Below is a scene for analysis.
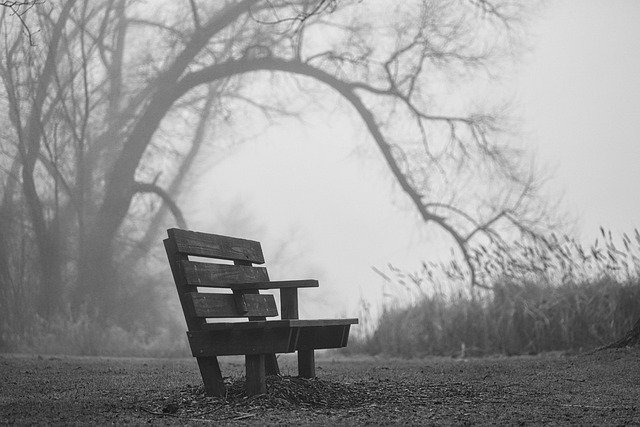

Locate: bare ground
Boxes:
[1,348,639,425]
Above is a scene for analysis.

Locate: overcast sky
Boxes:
[190,1,640,322]
[518,0,640,239]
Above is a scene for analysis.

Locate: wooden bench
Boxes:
[164,228,358,396]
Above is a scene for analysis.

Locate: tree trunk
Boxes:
[135,85,217,257]
[79,2,260,313]
[78,224,117,319]
[13,0,76,320]
[36,236,63,319]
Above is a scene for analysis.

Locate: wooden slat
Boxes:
[186,292,278,318]
[289,318,358,327]
[181,261,269,286]
[188,328,297,356]
[189,322,354,353]
[201,320,291,331]
[199,318,357,331]
[294,325,353,350]
[168,228,265,264]
[227,280,319,291]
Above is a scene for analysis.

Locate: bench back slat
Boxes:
[181,261,269,287]
[186,292,278,318]
[165,229,280,323]
[168,228,265,264]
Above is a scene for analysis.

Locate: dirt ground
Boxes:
[1,348,639,425]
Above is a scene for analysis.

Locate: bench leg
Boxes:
[298,349,315,378]
[197,357,226,397]
[265,354,280,376]
[245,354,266,395]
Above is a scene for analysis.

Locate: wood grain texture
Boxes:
[232,258,280,376]
[226,280,319,290]
[196,357,226,397]
[167,228,264,264]
[245,354,266,395]
[186,292,278,318]
[294,324,354,350]
[232,291,249,314]
[187,328,297,356]
[200,320,292,330]
[265,352,280,377]
[280,288,299,320]
[165,236,226,396]
[166,228,359,396]
[198,319,357,330]
[181,261,269,286]
[298,350,315,378]
[289,318,358,327]
[164,238,206,330]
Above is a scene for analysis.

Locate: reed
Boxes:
[351,229,640,357]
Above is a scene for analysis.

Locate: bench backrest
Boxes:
[164,228,278,331]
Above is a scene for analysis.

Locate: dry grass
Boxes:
[351,278,640,357]
[4,229,639,358]
[352,229,640,357]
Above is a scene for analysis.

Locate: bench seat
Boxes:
[199,318,359,331]
[190,318,358,356]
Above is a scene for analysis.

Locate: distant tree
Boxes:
[0,0,548,335]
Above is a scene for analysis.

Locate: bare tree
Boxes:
[0,0,549,337]
[0,0,43,45]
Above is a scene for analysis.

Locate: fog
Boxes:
[191,1,640,318]
[1,0,638,355]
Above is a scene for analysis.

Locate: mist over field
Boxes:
[0,0,639,357]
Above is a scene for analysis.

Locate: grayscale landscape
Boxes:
[1,0,639,424]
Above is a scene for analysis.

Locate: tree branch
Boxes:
[1,0,44,46]
[132,181,187,229]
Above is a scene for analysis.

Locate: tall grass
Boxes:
[5,312,189,357]
[352,229,640,357]
[0,265,191,357]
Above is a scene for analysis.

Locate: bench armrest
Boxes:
[228,279,319,291]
